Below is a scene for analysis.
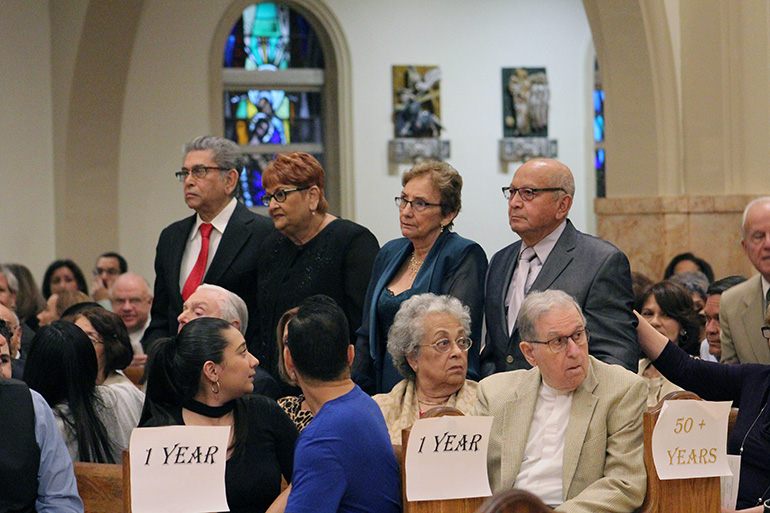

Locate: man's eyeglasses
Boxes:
[527,328,590,354]
[502,187,566,202]
[111,297,149,307]
[175,166,227,182]
[94,267,120,276]
[395,196,444,212]
[762,326,770,340]
[261,186,309,206]
[420,337,473,353]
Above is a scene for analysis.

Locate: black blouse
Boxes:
[142,395,297,513]
[255,218,379,378]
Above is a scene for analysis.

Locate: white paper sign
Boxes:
[720,455,741,509]
[130,426,231,513]
[405,416,493,501]
[651,400,733,480]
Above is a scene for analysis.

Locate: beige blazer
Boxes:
[472,356,646,513]
[720,274,770,364]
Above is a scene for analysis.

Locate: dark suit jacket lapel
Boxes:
[530,220,576,292]
[498,241,522,338]
[169,215,196,296]
[204,202,251,284]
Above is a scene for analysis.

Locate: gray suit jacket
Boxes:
[481,220,637,375]
[472,356,646,513]
[719,274,770,364]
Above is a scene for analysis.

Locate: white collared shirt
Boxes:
[178,197,238,292]
[514,379,573,507]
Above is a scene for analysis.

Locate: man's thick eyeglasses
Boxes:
[262,186,310,206]
[528,328,590,354]
[395,196,444,212]
[94,267,120,276]
[175,166,227,182]
[762,326,770,340]
[502,187,566,202]
[420,337,473,353]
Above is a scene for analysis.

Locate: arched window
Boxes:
[593,58,605,198]
[222,2,328,208]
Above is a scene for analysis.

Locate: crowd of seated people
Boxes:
[6,141,770,513]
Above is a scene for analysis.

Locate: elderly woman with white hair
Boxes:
[373,293,478,443]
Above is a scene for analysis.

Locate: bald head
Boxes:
[0,303,21,358]
[507,159,574,246]
[110,273,152,332]
[177,284,248,335]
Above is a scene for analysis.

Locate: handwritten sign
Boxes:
[651,400,732,480]
[405,416,493,501]
[130,426,230,513]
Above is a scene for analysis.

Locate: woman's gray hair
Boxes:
[517,289,585,342]
[196,284,248,335]
[0,266,18,294]
[387,293,471,379]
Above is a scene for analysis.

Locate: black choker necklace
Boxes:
[183,398,236,418]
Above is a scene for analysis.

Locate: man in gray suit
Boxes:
[474,290,646,512]
[480,158,637,376]
[719,197,770,364]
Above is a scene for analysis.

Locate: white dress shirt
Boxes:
[178,197,238,292]
[514,380,573,507]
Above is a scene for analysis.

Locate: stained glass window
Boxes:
[594,59,605,198]
[223,3,325,207]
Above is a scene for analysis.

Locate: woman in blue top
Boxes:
[352,160,487,394]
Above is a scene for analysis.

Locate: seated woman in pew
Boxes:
[275,307,314,432]
[636,280,704,407]
[637,309,770,512]
[141,317,297,513]
[23,321,141,463]
[373,293,478,444]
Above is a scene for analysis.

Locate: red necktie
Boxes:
[182,223,213,301]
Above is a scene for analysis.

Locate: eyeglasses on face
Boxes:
[528,328,590,354]
[420,336,473,353]
[94,267,120,276]
[175,166,227,182]
[501,187,566,202]
[111,297,148,307]
[395,196,444,212]
[261,186,309,206]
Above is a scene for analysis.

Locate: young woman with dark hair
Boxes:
[141,317,297,513]
[23,321,141,462]
[635,280,705,407]
[41,259,88,299]
[73,307,134,385]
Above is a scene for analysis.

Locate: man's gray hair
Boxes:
[387,293,471,380]
[0,265,19,294]
[183,136,242,198]
[197,284,248,335]
[741,197,770,239]
[518,289,585,342]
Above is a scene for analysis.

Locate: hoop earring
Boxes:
[211,380,220,395]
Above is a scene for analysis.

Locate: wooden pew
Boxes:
[398,407,487,513]
[638,391,722,513]
[73,458,130,513]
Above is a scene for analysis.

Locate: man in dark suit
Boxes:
[143,135,273,355]
[480,158,637,376]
